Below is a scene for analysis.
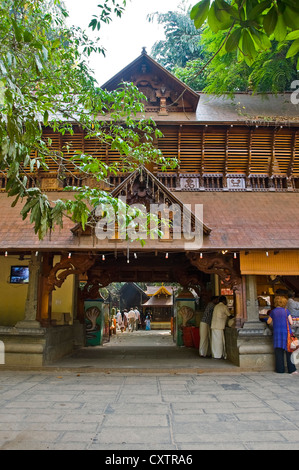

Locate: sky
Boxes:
[63,0,193,85]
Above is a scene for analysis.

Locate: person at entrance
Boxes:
[267,295,298,375]
[145,315,151,331]
[134,306,141,330]
[287,292,299,318]
[128,307,136,332]
[199,296,218,357]
[117,310,127,333]
[211,295,231,359]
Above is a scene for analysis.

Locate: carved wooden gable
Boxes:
[72,166,211,238]
[102,49,199,115]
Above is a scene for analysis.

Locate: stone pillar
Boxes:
[236,275,274,369]
[15,252,42,329]
[242,275,266,332]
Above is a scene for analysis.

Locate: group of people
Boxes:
[116,307,140,332]
[199,290,299,375]
[199,295,233,360]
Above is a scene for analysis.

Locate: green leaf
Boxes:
[286,38,299,58]
[250,28,272,50]
[43,110,49,126]
[225,28,242,52]
[283,6,299,30]
[23,30,33,43]
[263,6,278,36]
[286,30,299,40]
[190,0,210,29]
[241,30,257,65]
[274,14,287,42]
[213,0,234,29]
[11,18,23,43]
[247,0,272,20]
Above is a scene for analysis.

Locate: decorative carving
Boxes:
[46,253,96,294]
[187,252,242,292]
[227,177,246,190]
[178,305,194,326]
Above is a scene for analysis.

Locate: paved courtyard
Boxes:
[1,331,299,450]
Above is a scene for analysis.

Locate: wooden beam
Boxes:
[269,128,277,177]
[288,130,298,178]
[178,125,182,174]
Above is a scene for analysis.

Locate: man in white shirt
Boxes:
[127,308,136,332]
[211,295,232,359]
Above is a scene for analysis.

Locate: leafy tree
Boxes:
[190,0,299,67]
[151,1,298,94]
[148,1,204,70]
[0,0,175,239]
[175,26,297,93]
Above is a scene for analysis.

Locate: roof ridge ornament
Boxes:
[142,47,147,55]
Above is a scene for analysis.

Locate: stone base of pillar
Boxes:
[0,325,77,367]
[15,320,42,329]
[225,324,275,370]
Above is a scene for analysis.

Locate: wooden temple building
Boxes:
[1,49,299,368]
[142,285,174,330]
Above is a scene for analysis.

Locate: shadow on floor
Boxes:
[49,330,239,373]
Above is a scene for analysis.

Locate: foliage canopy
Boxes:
[0,0,175,239]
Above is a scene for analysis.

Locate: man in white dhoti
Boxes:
[199,296,218,357]
[211,295,231,359]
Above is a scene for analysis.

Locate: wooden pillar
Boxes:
[37,253,54,327]
[233,276,245,329]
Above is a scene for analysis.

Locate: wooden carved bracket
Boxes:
[46,253,96,294]
[187,252,242,292]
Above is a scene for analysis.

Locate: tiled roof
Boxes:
[178,191,299,250]
[0,191,299,251]
[138,93,299,125]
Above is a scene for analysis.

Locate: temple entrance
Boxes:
[43,248,242,369]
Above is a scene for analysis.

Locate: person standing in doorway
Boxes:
[267,295,298,375]
[134,307,141,330]
[211,295,231,359]
[199,296,218,357]
[117,310,127,333]
[145,315,151,331]
[128,307,136,332]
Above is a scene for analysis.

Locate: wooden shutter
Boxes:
[250,128,272,174]
[203,127,226,173]
[273,129,293,175]
[158,126,178,164]
[84,136,106,162]
[227,127,249,174]
[179,126,202,172]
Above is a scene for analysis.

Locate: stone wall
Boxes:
[0,323,85,367]
[225,327,275,370]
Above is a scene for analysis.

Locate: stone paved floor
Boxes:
[1,369,299,450]
[1,330,299,450]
